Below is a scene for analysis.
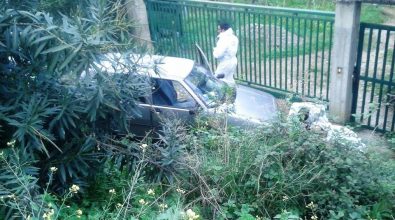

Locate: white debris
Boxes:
[288,102,366,149]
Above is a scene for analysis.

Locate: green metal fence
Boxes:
[352,22,395,132]
[145,0,335,100]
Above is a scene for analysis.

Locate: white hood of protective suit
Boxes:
[213,28,239,86]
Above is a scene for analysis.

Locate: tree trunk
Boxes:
[126,0,153,50]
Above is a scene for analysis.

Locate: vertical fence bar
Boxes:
[291,16,295,89]
[320,22,327,98]
[351,23,365,122]
[207,7,215,71]
[253,12,257,84]
[367,29,382,127]
[263,14,267,85]
[375,30,390,130]
[238,11,244,80]
[383,39,395,131]
[308,19,313,97]
[258,13,262,85]
[269,15,272,86]
[302,19,307,95]
[314,20,319,97]
[195,6,202,50]
[302,18,307,95]
[174,3,182,57]
[326,21,333,101]
[279,16,283,89]
[243,10,248,82]
[296,17,301,93]
[274,16,277,88]
[360,28,374,123]
[248,10,253,83]
[177,2,185,58]
[285,17,289,91]
[199,6,208,58]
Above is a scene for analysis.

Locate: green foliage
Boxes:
[0,0,150,212]
[185,117,395,219]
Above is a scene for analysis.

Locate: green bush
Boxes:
[185,116,395,219]
[0,0,155,217]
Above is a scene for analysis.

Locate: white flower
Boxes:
[6,140,16,147]
[42,209,54,220]
[50,167,58,172]
[109,189,116,194]
[159,203,168,211]
[306,201,316,209]
[147,188,155,195]
[186,209,200,220]
[140,143,148,151]
[176,188,186,194]
[138,199,148,205]
[76,209,83,215]
[69,184,80,193]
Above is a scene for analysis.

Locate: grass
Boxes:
[227,0,387,24]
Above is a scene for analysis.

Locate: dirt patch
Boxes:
[356,128,395,158]
[382,6,395,26]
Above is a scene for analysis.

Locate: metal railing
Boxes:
[352,22,395,132]
[146,0,334,100]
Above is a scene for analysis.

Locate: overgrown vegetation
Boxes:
[2,112,394,219]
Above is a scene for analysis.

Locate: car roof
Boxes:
[98,53,195,81]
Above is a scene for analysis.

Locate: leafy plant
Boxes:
[0,0,151,211]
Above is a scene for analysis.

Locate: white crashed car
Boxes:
[88,51,277,136]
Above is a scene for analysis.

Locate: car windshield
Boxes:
[185,65,226,108]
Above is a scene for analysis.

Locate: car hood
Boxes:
[228,85,277,124]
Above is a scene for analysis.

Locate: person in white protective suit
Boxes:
[213,22,239,87]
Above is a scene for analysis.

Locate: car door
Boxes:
[128,82,155,138]
[150,78,199,130]
[195,43,214,75]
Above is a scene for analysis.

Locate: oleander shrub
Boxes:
[0,0,156,217]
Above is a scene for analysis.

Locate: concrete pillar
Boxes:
[126,0,153,50]
[329,1,361,124]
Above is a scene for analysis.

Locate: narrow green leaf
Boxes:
[12,22,18,51]
[34,42,47,58]
[47,52,60,72]
[31,35,55,45]
[59,43,82,70]
[41,44,73,54]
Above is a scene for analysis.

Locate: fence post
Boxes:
[329,1,361,124]
[127,0,153,49]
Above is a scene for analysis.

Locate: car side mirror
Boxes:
[189,102,201,115]
[189,109,196,115]
[216,73,225,79]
